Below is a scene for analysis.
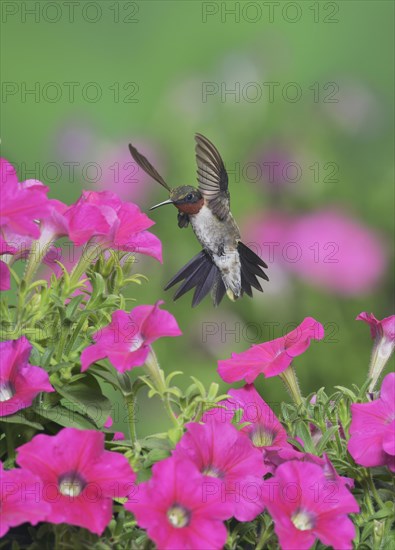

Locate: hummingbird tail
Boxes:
[164,250,225,307]
[164,242,268,307]
[238,241,269,297]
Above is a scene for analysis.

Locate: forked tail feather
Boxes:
[164,242,268,307]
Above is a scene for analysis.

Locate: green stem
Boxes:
[69,243,96,287]
[366,469,385,508]
[144,350,179,427]
[144,349,167,393]
[56,328,68,362]
[361,477,376,515]
[255,517,272,550]
[64,315,87,355]
[279,364,304,407]
[5,424,15,462]
[125,392,137,442]
[23,239,48,285]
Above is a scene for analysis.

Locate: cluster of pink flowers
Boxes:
[1,428,136,537]
[125,377,360,550]
[0,158,162,290]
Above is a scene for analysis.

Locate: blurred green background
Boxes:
[2,0,394,436]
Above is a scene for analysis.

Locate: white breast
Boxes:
[190,205,241,297]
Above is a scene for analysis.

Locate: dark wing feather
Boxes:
[192,263,217,307]
[195,133,230,220]
[238,241,268,269]
[165,250,222,307]
[128,143,170,191]
[240,268,253,297]
[238,241,269,298]
[164,251,207,290]
[213,274,227,306]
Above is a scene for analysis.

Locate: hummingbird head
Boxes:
[150,186,204,215]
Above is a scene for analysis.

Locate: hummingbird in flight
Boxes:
[128,134,268,307]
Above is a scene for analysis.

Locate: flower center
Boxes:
[129,333,144,352]
[251,425,275,447]
[167,504,191,528]
[291,509,315,531]
[0,381,15,402]
[58,472,86,497]
[202,464,224,478]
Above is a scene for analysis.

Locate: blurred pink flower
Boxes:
[0,158,51,239]
[81,301,182,373]
[94,141,160,204]
[356,312,395,391]
[174,414,267,521]
[0,462,51,537]
[16,428,136,535]
[290,210,386,294]
[249,142,301,192]
[64,190,162,262]
[0,338,54,417]
[263,460,359,550]
[245,209,386,295]
[218,317,324,384]
[348,372,395,472]
[126,456,233,550]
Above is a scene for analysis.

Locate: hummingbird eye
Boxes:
[186,193,193,201]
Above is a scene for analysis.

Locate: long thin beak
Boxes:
[149,199,174,210]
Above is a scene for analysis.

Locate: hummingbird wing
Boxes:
[128,143,171,192]
[195,133,230,220]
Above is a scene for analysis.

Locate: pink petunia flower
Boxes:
[204,385,291,474]
[63,190,162,262]
[0,237,17,291]
[16,428,136,535]
[218,317,324,384]
[0,461,51,537]
[81,301,182,373]
[263,444,355,489]
[0,338,54,417]
[357,312,395,392]
[0,158,51,239]
[263,460,359,550]
[348,372,395,472]
[126,456,233,550]
[174,415,267,521]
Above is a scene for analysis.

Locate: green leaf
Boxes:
[165,371,183,386]
[334,386,357,401]
[142,448,170,468]
[89,363,122,390]
[33,403,98,430]
[65,295,85,320]
[0,411,44,430]
[55,373,112,427]
[140,436,172,451]
[190,376,206,396]
[315,425,339,454]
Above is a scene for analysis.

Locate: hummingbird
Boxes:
[128,133,268,307]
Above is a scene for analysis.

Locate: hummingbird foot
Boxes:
[226,289,239,302]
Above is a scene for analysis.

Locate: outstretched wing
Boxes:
[128,143,171,191]
[195,133,230,220]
